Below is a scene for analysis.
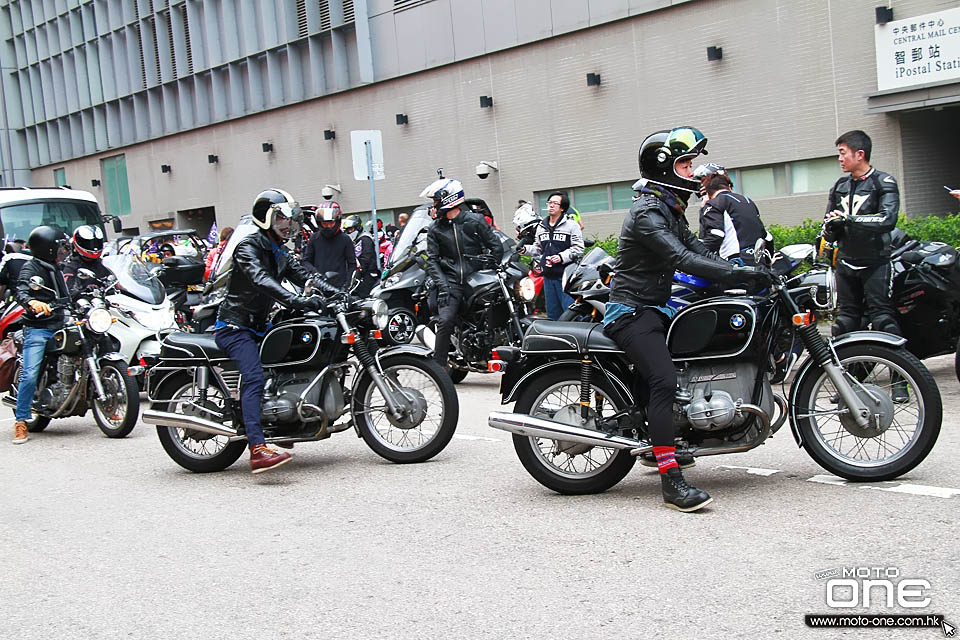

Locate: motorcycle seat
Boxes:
[161,332,227,360]
[522,320,623,355]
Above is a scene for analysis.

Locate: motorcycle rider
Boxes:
[422,178,504,372]
[213,188,342,473]
[603,127,772,512]
[694,165,773,265]
[62,225,112,296]
[520,191,584,320]
[343,215,379,297]
[11,226,72,444]
[0,239,31,301]
[303,202,356,289]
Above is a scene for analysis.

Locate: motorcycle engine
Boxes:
[675,362,773,431]
[37,356,76,411]
[260,371,345,425]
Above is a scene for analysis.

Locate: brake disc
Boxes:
[838,383,895,438]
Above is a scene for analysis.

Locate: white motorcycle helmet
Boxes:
[420,178,465,216]
[513,203,539,232]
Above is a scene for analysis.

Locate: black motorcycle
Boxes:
[2,270,140,437]
[487,242,941,494]
[144,289,459,472]
[419,248,535,384]
[557,246,615,322]
[889,238,960,383]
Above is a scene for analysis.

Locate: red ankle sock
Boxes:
[653,446,678,474]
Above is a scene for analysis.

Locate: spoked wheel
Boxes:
[794,344,941,481]
[155,373,246,473]
[9,363,52,432]
[512,369,635,495]
[353,355,459,463]
[91,363,140,438]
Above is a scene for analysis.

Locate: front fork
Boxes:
[498,272,525,341]
[79,331,107,402]
[337,312,406,420]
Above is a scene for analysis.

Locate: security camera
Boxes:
[321,184,341,200]
[475,161,498,180]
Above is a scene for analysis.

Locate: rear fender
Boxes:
[501,357,633,407]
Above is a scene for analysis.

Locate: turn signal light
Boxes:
[341,333,358,344]
[792,312,813,326]
[372,330,383,340]
[488,360,505,372]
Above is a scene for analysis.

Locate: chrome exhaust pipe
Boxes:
[142,408,238,437]
[686,403,772,457]
[1,395,16,408]
[488,410,646,451]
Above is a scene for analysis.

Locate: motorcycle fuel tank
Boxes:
[666,299,757,361]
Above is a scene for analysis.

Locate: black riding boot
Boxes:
[661,467,712,512]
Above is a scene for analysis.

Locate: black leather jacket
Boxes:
[62,254,112,297]
[824,168,900,266]
[426,210,504,289]
[216,230,340,333]
[15,258,70,330]
[608,194,746,308]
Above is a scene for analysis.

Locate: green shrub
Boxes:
[589,213,960,258]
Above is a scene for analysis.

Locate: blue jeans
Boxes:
[15,327,55,421]
[214,327,266,446]
[543,277,574,321]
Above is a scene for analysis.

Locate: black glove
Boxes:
[732,265,776,288]
[293,295,325,312]
[823,215,846,241]
[437,288,450,308]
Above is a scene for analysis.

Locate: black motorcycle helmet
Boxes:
[638,126,709,194]
[72,224,105,260]
[28,225,67,264]
[251,188,302,242]
[316,201,342,238]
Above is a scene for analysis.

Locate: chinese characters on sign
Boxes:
[875,8,960,92]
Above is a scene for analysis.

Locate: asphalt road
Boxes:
[2,355,957,639]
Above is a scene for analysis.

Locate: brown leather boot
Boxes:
[249,444,292,474]
[12,421,28,445]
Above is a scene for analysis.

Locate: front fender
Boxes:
[787,330,908,447]
[375,343,434,362]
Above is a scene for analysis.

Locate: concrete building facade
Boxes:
[1,0,958,239]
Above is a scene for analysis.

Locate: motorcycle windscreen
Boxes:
[388,207,433,268]
[667,300,756,360]
[102,253,166,305]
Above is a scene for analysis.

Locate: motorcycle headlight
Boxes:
[86,308,113,334]
[822,267,838,311]
[360,298,389,330]
[518,277,537,302]
[132,305,177,331]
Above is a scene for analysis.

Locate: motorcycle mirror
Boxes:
[28,276,45,291]
[112,218,123,233]
[78,268,96,281]
[779,244,815,262]
[324,271,339,282]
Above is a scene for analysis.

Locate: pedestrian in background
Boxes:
[520,191,583,320]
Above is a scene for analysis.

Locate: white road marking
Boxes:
[454,434,501,442]
[719,465,781,477]
[807,474,960,498]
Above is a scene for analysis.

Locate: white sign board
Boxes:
[350,130,385,181]
[875,7,960,92]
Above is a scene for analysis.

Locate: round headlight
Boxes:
[824,267,838,311]
[519,277,537,302]
[372,298,389,330]
[86,308,113,334]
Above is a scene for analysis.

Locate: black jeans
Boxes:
[214,326,266,446]
[603,309,677,447]
[833,261,901,337]
[429,282,465,367]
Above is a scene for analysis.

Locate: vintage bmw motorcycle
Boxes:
[2,271,141,437]
[488,243,941,494]
[144,289,459,472]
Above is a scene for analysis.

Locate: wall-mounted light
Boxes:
[396,113,408,125]
[90,179,100,187]
[323,129,336,140]
[875,6,894,25]
[707,46,723,61]
[586,73,601,86]
[262,142,273,153]
[479,95,494,108]
[321,184,341,200]
[160,164,171,174]
[207,154,219,164]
